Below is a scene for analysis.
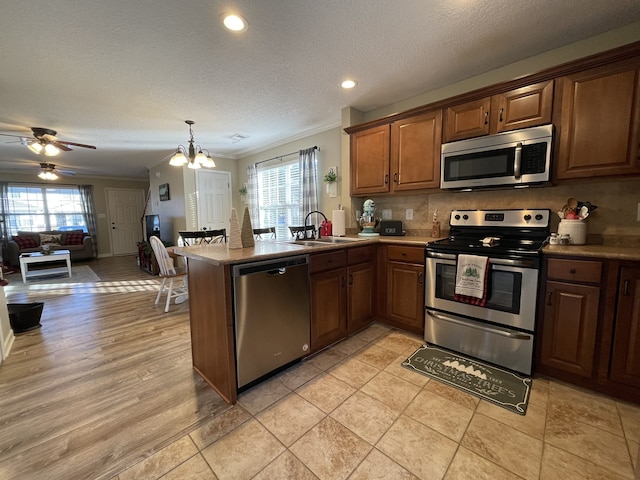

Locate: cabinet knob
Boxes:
[570,268,576,274]
[499,108,504,122]
[484,111,489,125]
[418,272,423,285]
[384,174,389,184]
[393,172,398,183]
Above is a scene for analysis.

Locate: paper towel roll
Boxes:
[332,209,346,237]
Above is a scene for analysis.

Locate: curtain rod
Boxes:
[255,145,318,166]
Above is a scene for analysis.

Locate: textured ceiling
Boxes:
[1,0,640,179]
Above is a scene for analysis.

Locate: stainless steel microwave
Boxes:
[440,124,553,190]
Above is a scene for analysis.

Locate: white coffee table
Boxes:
[19,250,72,283]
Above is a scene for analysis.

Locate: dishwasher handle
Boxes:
[233,255,309,276]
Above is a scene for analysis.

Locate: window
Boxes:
[257,160,301,239]
[6,185,87,236]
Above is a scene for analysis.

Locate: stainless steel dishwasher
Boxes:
[232,255,310,390]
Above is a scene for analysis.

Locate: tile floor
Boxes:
[113,323,640,480]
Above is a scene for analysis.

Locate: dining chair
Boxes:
[253,227,276,240]
[288,225,315,240]
[149,236,188,312]
[179,229,226,245]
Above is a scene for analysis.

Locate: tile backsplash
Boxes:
[350,178,640,244]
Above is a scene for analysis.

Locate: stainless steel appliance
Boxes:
[425,209,550,374]
[440,124,553,190]
[233,255,310,390]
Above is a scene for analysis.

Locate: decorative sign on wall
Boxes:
[159,183,170,201]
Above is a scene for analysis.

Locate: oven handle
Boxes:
[426,251,537,268]
[426,309,532,340]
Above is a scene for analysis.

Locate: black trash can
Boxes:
[8,303,44,334]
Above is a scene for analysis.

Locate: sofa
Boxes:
[6,230,95,267]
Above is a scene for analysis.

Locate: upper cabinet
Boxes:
[553,59,640,180]
[350,110,442,196]
[443,80,554,143]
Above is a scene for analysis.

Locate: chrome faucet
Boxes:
[304,210,328,239]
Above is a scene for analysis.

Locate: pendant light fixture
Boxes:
[169,120,216,169]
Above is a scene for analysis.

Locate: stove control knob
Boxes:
[524,214,532,221]
[454,214,461,220]
[535,214,543,221]
[462,214,469,220]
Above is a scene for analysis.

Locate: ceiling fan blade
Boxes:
[53,142,73,152]
[55,140,97,150]
[0,133,26,139]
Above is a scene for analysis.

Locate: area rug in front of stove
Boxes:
[402,344,531,415]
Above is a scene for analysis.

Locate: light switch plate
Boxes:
[637,202,640,221]
[406,209,413,220]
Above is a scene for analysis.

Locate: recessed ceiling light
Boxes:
[223,14,247,32]
[341,79,358,89]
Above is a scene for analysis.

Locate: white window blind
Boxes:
[257,160,301,239]
[6,185,87,236]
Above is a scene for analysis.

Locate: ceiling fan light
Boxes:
[28,142,43,154]
[43,144,60,156]
[187,159,201,170]
[38,170,58,181]
[169,150,187,166]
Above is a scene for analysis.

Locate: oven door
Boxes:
[424,309,534,375]
[425,253,539,332]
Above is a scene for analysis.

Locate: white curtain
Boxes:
[299,147,319,224]
[246,163,260,227]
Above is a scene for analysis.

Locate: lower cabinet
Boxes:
[379,245,425,335]
[537,256,640,402]
[310,246,375,353]
[609,267,640,388]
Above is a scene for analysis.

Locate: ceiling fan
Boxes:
[38,162,76,180]
[0,127,96,156]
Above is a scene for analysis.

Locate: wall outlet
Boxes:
[382,209,392,220]
[406,208,413,220]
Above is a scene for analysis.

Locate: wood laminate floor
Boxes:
[1,256,232,480]
[1,256,639,479]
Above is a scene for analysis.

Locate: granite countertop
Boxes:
[543,244,640,261]
[173,235,640,265]
[172,234,443,266]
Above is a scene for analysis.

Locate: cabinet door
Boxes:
[310,268,347,353]
[386,261,425,334]
[391,110,442,191]
[491,80,553,133]
[444,98,491,142]
[555,60,640,180]
[348,262,374,334]
[609,267,640,388]
[350,124,390,195]
[540,281,600,377]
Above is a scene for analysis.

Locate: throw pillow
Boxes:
[39,233,62,246]
[65,232,85,245]
[12,235,38,249]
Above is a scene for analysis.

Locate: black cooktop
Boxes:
[427,209,551,259]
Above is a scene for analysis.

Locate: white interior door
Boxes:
[107,188,145,255]
[196,170,231,231]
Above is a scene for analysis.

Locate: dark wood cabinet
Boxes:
[379,245,425,335]
[539,257,602,377]
[309,246,375,352]
[537,255,640,403]
[609,267,640,388]
[350,125,390,195]
[554,59,640,180]
[444,80,553,142]
[310,250,348,353]
[390,110,442,192]
[540,280,600,377]
[350,110,442,196]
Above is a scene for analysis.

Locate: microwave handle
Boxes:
[514,142,522,179]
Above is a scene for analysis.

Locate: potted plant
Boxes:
[324,170,337,184]
[324,170,338,197]
[239,184,248,204]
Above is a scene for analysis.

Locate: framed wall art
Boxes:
[159,183,170,201]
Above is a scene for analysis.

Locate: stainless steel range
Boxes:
[425,209,550,375]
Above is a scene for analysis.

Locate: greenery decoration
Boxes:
[324,170,337,183]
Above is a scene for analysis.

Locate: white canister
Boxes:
[557,219,587,245]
